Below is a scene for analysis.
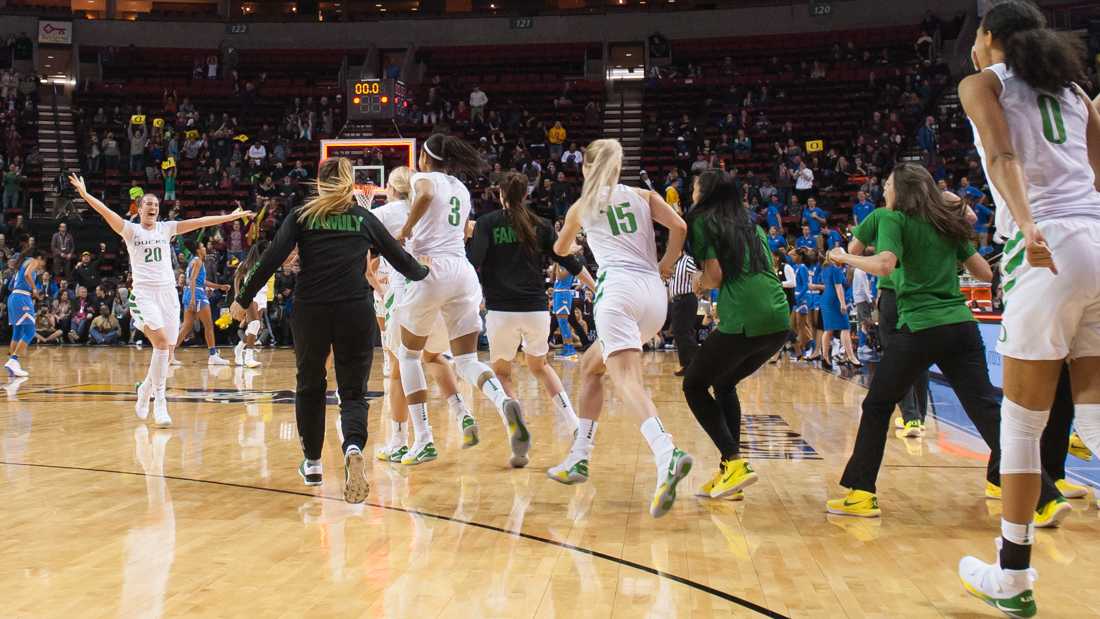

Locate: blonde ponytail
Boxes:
[387,166,412,200]
[574,139,622,220]
[297,157,356,224]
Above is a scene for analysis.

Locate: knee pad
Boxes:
[397,345,427,396]
[1000,399,1049,474]
[1073,404,1100,454]
[245,320,262,337]
[453,352,490,387]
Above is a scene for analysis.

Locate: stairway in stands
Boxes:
[36,86,80,218]
[602,83,644,184]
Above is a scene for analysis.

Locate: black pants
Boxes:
[669,293,699,368]
[1041,364,1074,480]
[877,289,929,422]
[290,298,374,460]
[841,321,1061,506]
[683,329,787,461]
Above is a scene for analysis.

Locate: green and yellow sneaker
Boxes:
[400,442,438,466]
[461,414,480,449]
[650,448,693,518]
[547,458,589,485]
[959,552,1037,618]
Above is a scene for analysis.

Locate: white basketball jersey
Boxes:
[372,199,411,281]
[580,184,659,275]
[971,64,1100,241]
[124,220,178,289]
[408,172,470,259]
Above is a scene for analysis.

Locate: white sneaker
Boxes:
[169,357,183,366]
[4,358,28,377]
[135,381,152,420]
[234,341,245,366]
[208,353,230,366]
[153,398,172,428]
[959,541,1037,618]
[4,376,28,399]
[244,349,262,368]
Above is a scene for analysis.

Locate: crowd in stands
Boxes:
[1,61,39,218]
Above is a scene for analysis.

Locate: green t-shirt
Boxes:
[852,207,895,290]
[164,175,176,192]
[3,172,21,193]
[876,211,976,332]
[692,219,789,337]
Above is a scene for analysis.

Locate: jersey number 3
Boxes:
[1037,95,1067,145]
[143,247,163,263]
[606,202,638,236]
[448,197,461,226]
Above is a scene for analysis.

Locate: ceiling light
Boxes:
[380,7,386,11]
[375,3,382,6]
[47,55,54,59]
[625,53,632,57]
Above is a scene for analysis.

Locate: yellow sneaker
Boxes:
[826,489,881,518]
[1055,479,1088,499]
[1068,432,1093,461]
[902,420,923,438]
[894,416,905,430]
[709,458,758,499]
[696,468,722,497]
[1034,497,1072,528]
[985,482,1002,500]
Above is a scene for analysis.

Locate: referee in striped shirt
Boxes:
[668,252,700,376]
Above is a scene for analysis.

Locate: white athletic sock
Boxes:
[553,391,580,426]
[148,349,170,400]
[408,402,433,445]
[447,393,469,420]
[570,418,598,460]
[390,420,408,447]
[1001,518,1034,547]
[640,416,675,471]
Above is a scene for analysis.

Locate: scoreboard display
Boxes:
[346,78,410,121]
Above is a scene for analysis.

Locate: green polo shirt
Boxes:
[876,211,976,332]
[851,207,895,290]
[692,219,789,337]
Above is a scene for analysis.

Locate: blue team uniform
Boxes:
[182,259,210,309]
[820,264,848,331]
[794,263,810,315]
[552,274,575,316]
[808,264,823,312]
[8,259,40,343]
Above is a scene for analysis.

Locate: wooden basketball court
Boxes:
[2,347,1098,618]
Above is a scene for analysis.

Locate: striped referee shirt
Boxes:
[668,253,697,297]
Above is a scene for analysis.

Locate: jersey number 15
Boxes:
[606,202,637,236]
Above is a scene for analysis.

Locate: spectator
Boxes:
[2,164,24,211]
[795,224,816,250]
[852,190,876,224]
[794,160,815,203]
[68,286,95,343]
[50,222,75,278]
[639,170,657,192]
[765,195,783,231]
[548,121,567,160]
[469,85,488,123]
[101,132,121,170]
[561,142,583,169]
[916,115,937,155]
[89,303,121,345]
[33,306,63,345]
[163,165,177,202]
[802,197,828,238]
[73,251,99,292]
[247,141,267,169]
[128,122,147,173]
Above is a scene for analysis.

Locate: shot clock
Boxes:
[346,78,410,121]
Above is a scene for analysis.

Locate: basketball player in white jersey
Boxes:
[367,167,476,463]
[70,174,254,428]
[394,134,529,468]
[957,3,1100,616]
[545,139,694,518]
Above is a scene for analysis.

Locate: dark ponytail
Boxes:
[234,240,269,297]
[982,0,1086,93]
[424,133,488,177]
[498,171,540,257]
[685,169,768,283]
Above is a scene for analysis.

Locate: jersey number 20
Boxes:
[1037,95,1067,145]
[606,202,638,236]
[143,247,163,263]
[448,197,461,226]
